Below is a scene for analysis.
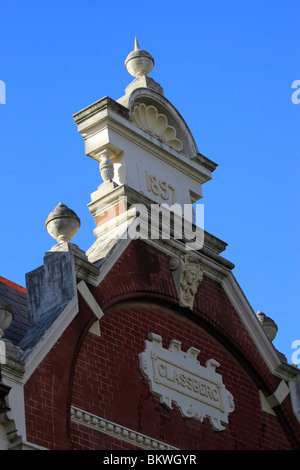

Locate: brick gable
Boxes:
[23,239,300,449]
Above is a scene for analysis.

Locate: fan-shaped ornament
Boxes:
[132,103,183,152]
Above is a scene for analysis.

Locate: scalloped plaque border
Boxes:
[139,333,235,431]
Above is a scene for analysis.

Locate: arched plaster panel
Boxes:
[126,88,199,159]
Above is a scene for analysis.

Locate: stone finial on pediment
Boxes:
[45,202,81,245]
[169,254,203,309]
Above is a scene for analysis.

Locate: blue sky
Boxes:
[0,1,299,363]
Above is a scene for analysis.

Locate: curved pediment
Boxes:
[124,87,199,158]
[132,102,183,152]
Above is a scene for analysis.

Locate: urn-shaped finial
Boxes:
[45,202,81,244]
[125,38,154,78]
[256,311,278,342]
[0,298,13,339]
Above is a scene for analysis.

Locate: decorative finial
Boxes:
[0,298,13,339]
[45,202,81,244]
[125,38,154,78]
[134,37,140,50]
[256,311,278,342]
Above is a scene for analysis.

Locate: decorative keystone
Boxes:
[169,254,203,309]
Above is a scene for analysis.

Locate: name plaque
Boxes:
[139,333,235,431]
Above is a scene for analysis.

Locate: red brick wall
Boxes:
[70,301,293,450]
[24,299,94,450]
[23,240,300,450]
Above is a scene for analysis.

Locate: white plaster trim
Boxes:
[88,320,101,337]
[23,296,79,384]
[222,274,300,382]
[22,235,133,381]
[289,374,300,424]
[71,406,178,450]
[77,281,104,320]
[92,210,135,243]
[148,241,297,383]
[8,439,48,450]
[85,232,296,385]
[144,236,232,284]
[132,103,183,152]
[266,380,290,408]
[259,381,290,416]
[123,87,199,158]
[109,115,211,183]
[222,273,281,375]
[259,390,276,416]
[87,234,133,285]
[76,107,212,185]
[0,374,26,447]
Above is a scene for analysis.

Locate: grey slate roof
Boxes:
[0,277,30,346]
[19,301,68,354]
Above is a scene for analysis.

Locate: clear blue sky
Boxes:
[0,1,299,363]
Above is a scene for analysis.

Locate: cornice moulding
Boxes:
[89,114,212,177]
[73,96,129,126]
[71,406,178,450]
[222,274,286,377]
[74,98,215,188]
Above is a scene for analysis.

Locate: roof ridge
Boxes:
[0,276,26,294]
